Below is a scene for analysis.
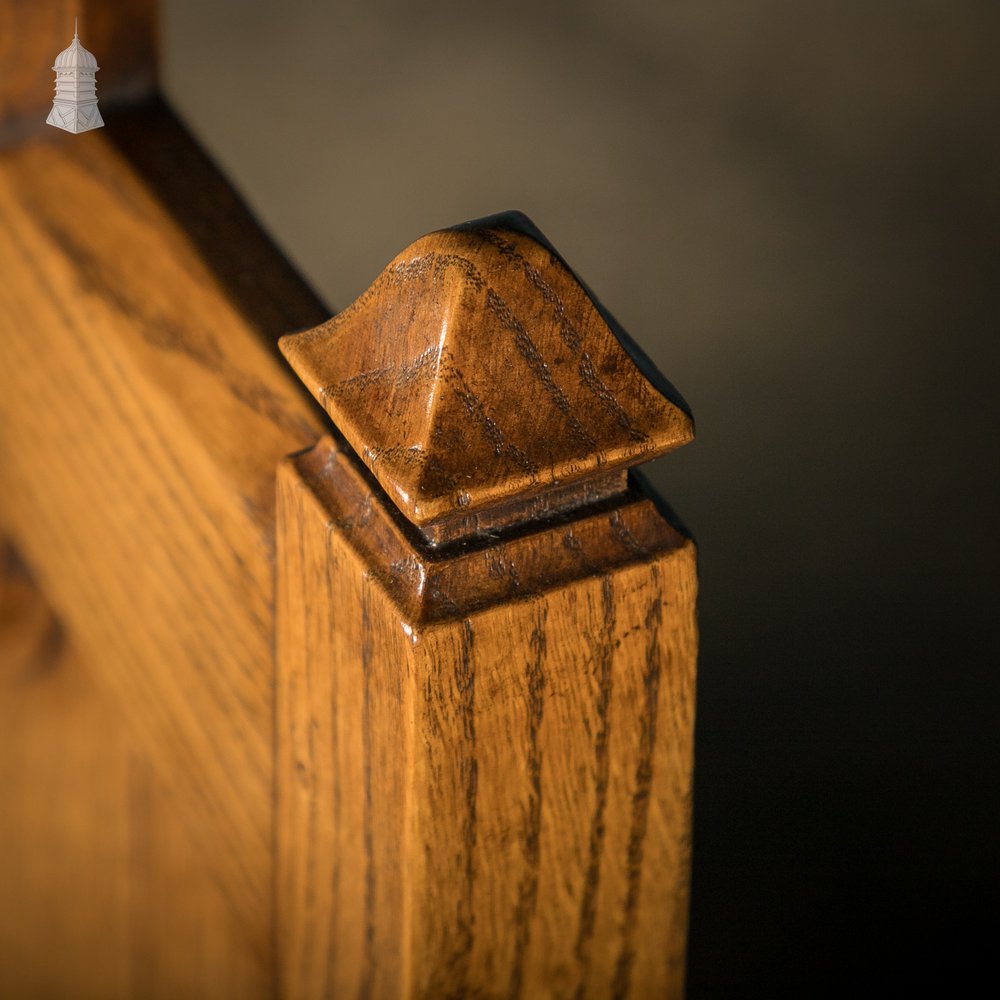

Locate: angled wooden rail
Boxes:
[1,6,323,992]
[0,6,697,997]
[0,97,323,993]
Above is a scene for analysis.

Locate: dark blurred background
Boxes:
[163,1,1000,994]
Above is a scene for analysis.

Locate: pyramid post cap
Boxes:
[280,212,693,537]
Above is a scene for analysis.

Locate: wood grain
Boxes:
[0,543,269,999]
[0,0,158,142]
[1,26,698,991]
[280,211,693,535]
[278,215,697,997]
[0,102,323,983]
[277,436,697,998]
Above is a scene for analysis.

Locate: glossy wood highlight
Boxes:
[277,213,697,998]
[280,212,693,534]
[277,436,697,998]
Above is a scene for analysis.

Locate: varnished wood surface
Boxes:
[0,27,698,992]
[0,0,158,141]
[0,544,269,999]
[280,212,693,533]
[0,103,322,972]
[277,210,698,996]
[277,437,697,998]
[283,436,689,625]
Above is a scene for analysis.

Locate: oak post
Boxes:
[276,213,698,998]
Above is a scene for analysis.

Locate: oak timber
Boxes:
[0,543,269,999]
[277,215,697,997]
[0,101,323,977]
[280,212,693,536]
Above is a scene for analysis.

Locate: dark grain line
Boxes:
[573,577,616,996]
[447,621,478,990]
[508,608,548,999]
[359,587,376,1000]
[322,251,484,335]
[609,510,648,557]
[448,363,538,476]
[29,209,318,444]
[612,577,663,999]
[481,230,654,445]
[31,256,275,841]
[479,229,583,352]
[85,323,274,703]
[327,246,584,462]
[578,352,649,444]
[320,363,395,399]
[321,343,441,401]
[561,527,599,576]
[431,252,487,292]
[485,288,597,451]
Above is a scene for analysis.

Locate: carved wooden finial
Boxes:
[279,211,693,542]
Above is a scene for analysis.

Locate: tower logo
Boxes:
[46,18,104,134]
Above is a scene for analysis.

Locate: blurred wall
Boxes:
[163,2,1000,994]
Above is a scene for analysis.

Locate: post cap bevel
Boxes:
[279,211,693,532]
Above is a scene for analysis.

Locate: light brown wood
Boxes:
[277,216,697,998]
[0,100,323,988]
[0,543,270,999]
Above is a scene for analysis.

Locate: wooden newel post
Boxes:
[275,212,697,999]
